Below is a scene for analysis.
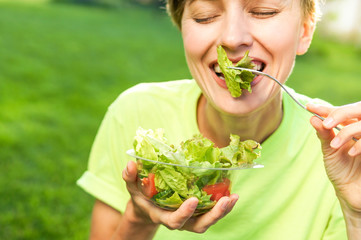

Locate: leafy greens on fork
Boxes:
[217,45,256,98]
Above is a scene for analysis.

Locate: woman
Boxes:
[77,0,361,239]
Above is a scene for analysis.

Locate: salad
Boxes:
[131,128,262,214]
[217,45,256,98]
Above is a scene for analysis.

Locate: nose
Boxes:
[220,9,253,52]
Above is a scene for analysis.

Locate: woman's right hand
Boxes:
[121,160,239,234]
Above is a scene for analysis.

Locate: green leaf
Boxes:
[133,128,262,210]
[217,45,255,97]
[220,136,261,166]
[158,166,189,197]
[133,127,165,161]
[156,192,184,208]
[154,172,169,192]
[181,134,214,163]
[152,189,173,201]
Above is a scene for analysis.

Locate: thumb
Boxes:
[309,114,338,158]
[122,161,139,195]
[309,116,334,144]
[307,103,337,155]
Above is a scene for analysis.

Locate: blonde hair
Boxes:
[166,0,323,29]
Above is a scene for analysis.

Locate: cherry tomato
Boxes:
[141,173,158,198]
[202,178,231,201]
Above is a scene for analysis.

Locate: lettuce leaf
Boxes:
[217,45,255,97]
[133,127,168,161]
[181,134,215,163]
[156,192,184,208]
[220,134,261,166]
[158,166,189,198]
[132,127,262,210]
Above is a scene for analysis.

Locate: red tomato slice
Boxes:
[202,178,231,201]
[141,173,158,198]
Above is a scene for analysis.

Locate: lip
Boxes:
[210,67,264,91]
[209,58,266,91]
[250,74,263,87]
[211,67,228,89]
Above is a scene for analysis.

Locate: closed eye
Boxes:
[250,10,279,18]
[194,16,219,24]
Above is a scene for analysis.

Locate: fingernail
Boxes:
[221,200,230,210]
[330,137,341,148]
[229,199,237,207]
[125,162,130,176]
[348,147,357,156]
[323,117,334,128]
[231,195,239,205]
[308,103,318,108]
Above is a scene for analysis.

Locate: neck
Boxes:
[197,92,283,147]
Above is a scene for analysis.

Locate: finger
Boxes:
[320,102,361,129]
[160,197,198,230]
[348,138,361,157]
[122,161,139,194]
[183,196,231,233]
[328,121,361,150]
[307,103,334,118]
[307,103,358,127]
[310,115,335,145]
[223,194,239,216]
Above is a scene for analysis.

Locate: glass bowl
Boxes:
[126,149,263,216]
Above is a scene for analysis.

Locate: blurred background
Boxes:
[0,0,360,239]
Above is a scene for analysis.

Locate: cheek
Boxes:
[252,19,302,55]
[273,28,300,54]
[182,22,216,60]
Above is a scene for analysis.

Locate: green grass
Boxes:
[289,33,361,105]
[0,2,188,239]
[0,1,359,239]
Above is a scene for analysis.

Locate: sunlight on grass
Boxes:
[0,0,50,3]
[0,2,187,239]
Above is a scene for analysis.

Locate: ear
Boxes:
[296,16,316,55]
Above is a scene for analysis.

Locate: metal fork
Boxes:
[228,66,358,142]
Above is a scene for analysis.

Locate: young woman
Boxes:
[77,0,361,239]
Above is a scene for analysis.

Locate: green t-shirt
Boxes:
[77,79,346,240]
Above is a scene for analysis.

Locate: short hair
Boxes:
[166,0,323,29]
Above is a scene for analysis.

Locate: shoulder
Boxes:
[283,87,333,122]
[107,79,199,118]
[284,87,333,107]
[112,79,196,106]
[118,79,197,100]
[280,87,332,139]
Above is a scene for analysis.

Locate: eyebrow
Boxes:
[189,0,289,5]
[243,0,290,8]
[244,0,289,4]
[188,0,218,4]
[189,0,218,2]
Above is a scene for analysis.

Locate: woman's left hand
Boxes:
[307,102,361,215]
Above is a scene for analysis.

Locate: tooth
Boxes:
[214,65,221,73]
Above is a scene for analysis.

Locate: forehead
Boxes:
[187,0,291,5]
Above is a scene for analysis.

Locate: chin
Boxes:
[209,94,260,116]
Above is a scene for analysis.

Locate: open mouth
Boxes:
[213,61,266,80]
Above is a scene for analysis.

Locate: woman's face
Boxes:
[181,0,314,115]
